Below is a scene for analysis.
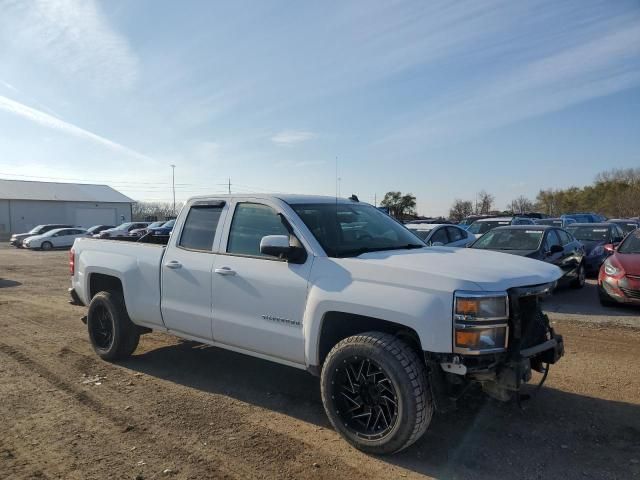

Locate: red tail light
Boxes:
[69,249,75,276]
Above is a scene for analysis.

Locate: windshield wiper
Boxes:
[336,244,424,258]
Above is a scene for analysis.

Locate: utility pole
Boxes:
[170,164,176,216]
[374,193,377,206]
[228,178,231,194]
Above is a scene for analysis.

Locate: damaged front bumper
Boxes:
[428,282,564,408]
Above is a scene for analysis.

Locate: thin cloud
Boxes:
[0,95,152,161]
[0,0,139,91]
[271,130,317,146]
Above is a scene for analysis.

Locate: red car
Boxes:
[598,229,640,306]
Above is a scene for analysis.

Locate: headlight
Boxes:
[603,259,623,277]
[590,245,604,257]
[454,292,509,354]
[454,293,508,320]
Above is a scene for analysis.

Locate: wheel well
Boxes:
[89,273,123,299]
[317,312,423,367]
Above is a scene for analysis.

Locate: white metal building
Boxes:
[0,179,133,239]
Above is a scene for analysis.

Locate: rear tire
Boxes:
[41,241,53,251]
[571,263,586,289]
[320,332,432,455]
[87,291,140,361]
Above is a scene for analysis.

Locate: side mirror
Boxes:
[603,243,615,254]
[550,244,563,254]
[260,235,307,263]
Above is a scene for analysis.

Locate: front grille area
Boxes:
[507,284,553,354]
[621,287,640,300]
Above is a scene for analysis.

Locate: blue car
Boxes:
[561,213,606,223]
[148,219,175,236]
[566,223,625,275]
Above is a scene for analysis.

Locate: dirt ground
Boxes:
[1,245,639,480]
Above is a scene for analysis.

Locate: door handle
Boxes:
[165,260,182,269]
[215,267,236,276]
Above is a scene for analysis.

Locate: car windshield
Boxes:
[618,231,640,254]
[114,222,133,230]
[290,203,425,257]
[148,221,164,228]
[407,228,433,240]
[567,226,610,242]
[467,220,511,235]
[472,229,544,250]
[614,222,638,234]
[162,219,176,228]
[29,225,45,234]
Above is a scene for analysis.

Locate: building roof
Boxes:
[0,179,134,203]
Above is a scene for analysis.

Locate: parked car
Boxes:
[128,221,165,237]
[10,224,73,247]
[598,229,640,306]
[70,194,564,454]
[97,222,150,238]
[566,223,625,275]
[607,219,639,235]
[535,217,576,228]
[86,225,115,236]
[467,216,536,238]
[405,223,474,247]
[24,228,89,250]
[457,215,499,230]
[146,219,176,236]
[470,225,585,288]
[561,213,606,223]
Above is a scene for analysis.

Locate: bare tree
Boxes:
[132,201,184,221]
[509,195,534,214]
[476,190,495,214]
[449,199,473,222]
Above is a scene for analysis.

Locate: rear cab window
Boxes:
[178,203,225,251]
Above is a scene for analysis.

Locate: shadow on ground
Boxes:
[121,340,640,479]
[544,280,639,319]
[0,279,22,288]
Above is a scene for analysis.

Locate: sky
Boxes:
[0,0,639,216]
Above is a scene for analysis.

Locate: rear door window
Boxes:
[178,205,224,251]
[429,227,449,245]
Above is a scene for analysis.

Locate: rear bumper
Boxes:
[68,287,84,306]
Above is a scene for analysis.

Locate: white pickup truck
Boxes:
[69,194,564,454]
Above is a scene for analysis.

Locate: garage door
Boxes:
[74,208,117,228]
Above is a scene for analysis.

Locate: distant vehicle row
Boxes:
[9,220,176,250]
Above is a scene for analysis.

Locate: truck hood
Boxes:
[336,246,562,292]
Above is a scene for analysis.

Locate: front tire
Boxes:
[41,241,53,251]
[598,286,616,307]
[571,262,586,289]
[87,291,140,361]
[320,332,432,455]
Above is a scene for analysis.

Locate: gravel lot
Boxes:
[1,244,639,480]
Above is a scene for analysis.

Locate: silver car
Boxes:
[406,223,474,247]
[23,228,89,250]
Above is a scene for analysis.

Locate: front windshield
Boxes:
[163,219,176,228]
[407,228,433,240]
[615,222,638,234]
[467,220,511,235]
[618,231,640,254]
[290,203,425,257]
[29,225,45,234]
[148,221,164,228]
[472,229,544,250]
[114,222,133,230]
[567,226,609,242]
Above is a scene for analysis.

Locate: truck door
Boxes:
[212,201,312,365]
[161,201,227,340]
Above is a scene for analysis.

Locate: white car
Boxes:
[406,223,474,247]
[24,228,89,250]
[467,216,537,239]
[70,194,564,454]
